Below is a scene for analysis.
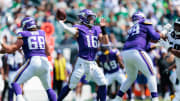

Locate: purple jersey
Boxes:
[73,24,101,61]
[17,30,46,60]
[97,49,120,74]
[123,20,160,51]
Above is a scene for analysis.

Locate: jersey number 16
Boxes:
[86,35,98,48]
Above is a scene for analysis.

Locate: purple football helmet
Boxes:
[132,11,145,22]
[21,17,36,30]
[78,9,96,26]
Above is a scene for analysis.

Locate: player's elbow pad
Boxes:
[59,21,77,35]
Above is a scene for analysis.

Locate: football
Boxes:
[56,9,66,20]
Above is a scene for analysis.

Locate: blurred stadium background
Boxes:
[0,0,180,101]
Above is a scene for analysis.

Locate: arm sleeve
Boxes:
[59,21,78,35]
[95,26,102,36]
[147,25,160,40]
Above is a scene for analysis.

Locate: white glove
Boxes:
[164,24,172,30]
[162,24,172,36]
[159,39,172,50]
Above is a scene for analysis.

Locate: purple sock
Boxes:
[8,88,14,101]
[57,85,71,101]
[97,85,107,101]
[11,83,22,95]
[151,92,158,98]
[127,89,132,99]
[117,90,124,97]
[47,89,57,101]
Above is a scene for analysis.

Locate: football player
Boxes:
[96,44,133,101]
[168,18,180,81]
[56,9,109,101]
[112,11,166,101]
[0,17,57,101]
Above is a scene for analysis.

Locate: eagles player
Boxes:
[96,44,133,101]
[112,11,166,101]
[167,18,180,83]
[0,17,57,101]
[56,9,109,101]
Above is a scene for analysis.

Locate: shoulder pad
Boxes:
[94,25,102,34]
[143,20,153,25]
[16,32,23,39]
[73,24,87,33]
[73,24,81,29]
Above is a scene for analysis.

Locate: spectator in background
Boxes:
[1,54,8,101]
[7,50,24,101]
[157,49,175,100]
[60,33,75,45]
[56,0,68,10]
[53,49,67,95]
[0,36,9,101]
[136,72,148,100]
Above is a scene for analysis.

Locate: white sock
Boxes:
[113,96,123,101]
[16,95,25,101]
[152,97,159,101]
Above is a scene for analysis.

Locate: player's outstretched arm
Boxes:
[0,39,23,54]
[99,18,109,44]
[58,21,78,36]
[56,9,79,37]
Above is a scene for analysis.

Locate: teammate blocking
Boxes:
[56,9,109,101]
[112,11,167,101]
[0,17,57,101]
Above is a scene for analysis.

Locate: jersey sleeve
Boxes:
[146,24,160,40]
[73,24,82,36]
[95,26,102,36]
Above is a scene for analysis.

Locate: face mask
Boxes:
[87,15,96,25]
